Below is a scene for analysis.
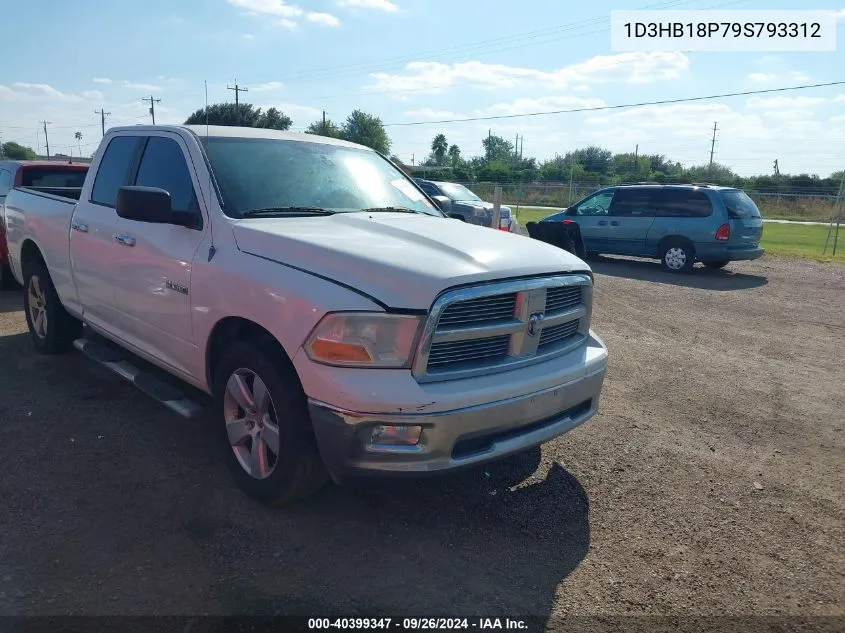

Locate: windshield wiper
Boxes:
[240,206,336,217]
[359,206,425,215]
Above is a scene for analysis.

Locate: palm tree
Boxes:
[431,134,447,166]
[74,131,83,156]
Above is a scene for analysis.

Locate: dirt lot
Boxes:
[0,256,843,629]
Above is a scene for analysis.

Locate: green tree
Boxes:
[482,134,514,163]
[1,141,37,160]
[431,134,448,165]
[341,110,391,155]
[184,103,292,130]
[305,118,343,139]
[447,144,461,166]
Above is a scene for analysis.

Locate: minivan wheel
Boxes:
[704,260,729,270]
[212,341,329,506]
[22,258,82,354]
[660,242,695,273]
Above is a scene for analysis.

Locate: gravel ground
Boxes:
[0,256,842,630]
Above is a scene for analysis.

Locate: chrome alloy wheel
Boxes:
[28,275,48,339]
[223,368,282,480]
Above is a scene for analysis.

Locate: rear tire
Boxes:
[22,257,82,354]
[212,341,329,506]
[660,242,695,273]
[704,260,729,270]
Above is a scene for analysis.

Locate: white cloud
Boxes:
[279,18,298,29]
[833,9,845,22]
[252,81,284,92]
[749,72,776,82]
[93,77,113,84]
[337,0,398,11]
[749,70,810,83]
[81,90,104,100]
[478,96,607,117]
[760,109,816,121]
[307,12,341,26]
[745,96,825,109]
[835,94,845,103]
[754,55,779,64]
[831,114,845,123]
[13,83,68,99]
[227,0,302,17]
[242,33,256,40]
[121,80,163,91]
[265,102,322,121]
[366,53,690,97]
[404,108,462,119]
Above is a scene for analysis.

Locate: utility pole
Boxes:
[322,110,326,126]
[773,159,780,178]
[40,120,52,158]
[708,121,718,175]
[142,95,161,124]
[411,153,414,166]
[227,80,248,126]
[95,108,111,137]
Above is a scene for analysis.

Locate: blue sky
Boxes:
[1,0,843,176]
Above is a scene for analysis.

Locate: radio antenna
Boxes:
[204,79,217,262]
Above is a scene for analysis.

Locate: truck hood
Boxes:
[231,212,588,309]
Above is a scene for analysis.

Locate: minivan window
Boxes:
[21,167,87,188]
[201,137,442,218]
[610,188,656,217]
[91,136,142,207]
[654,189,713,218]
[571,190,614,216]
[134,137,199,215]
[719,189,762,219]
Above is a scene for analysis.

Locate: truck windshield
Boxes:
[438,183,482,202]
[719,190,762,219]
[200,136,442,218]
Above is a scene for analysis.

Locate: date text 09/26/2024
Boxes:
[308,618,528,630]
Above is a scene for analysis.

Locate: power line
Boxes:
[384,80,845,127]
[227,81,249,126]
[94,108,111,137]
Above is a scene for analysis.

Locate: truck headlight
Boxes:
[304,313,423,368]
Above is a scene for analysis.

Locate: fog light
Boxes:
[370,424,423,446]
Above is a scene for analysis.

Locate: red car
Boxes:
[0,160,89,289]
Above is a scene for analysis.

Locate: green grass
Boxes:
[760,223,845,264]
[512,207,845,264]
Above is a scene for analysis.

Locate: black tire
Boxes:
[660,241,695,273]
[704,260,729,270]
[212,341,329,506]
[22,257,82,354]
[0,263,21,290]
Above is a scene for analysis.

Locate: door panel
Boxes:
[110,134,207,376]
[567,190,616,251]
[607,189,657,254]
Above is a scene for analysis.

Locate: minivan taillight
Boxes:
[715,223,730,241]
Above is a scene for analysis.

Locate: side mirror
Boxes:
[116,186,173,224]
[431,195,452,213]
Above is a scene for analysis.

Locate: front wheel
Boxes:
[22,257,82,354]
[704,260,729,270]
[660,242,695,273]
[212,341,329,506]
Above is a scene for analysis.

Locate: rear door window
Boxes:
[133,137,199,216]
[609,188,657,217]
[91,136,143,207]
[0,169,11,197]
[654,189,713,218]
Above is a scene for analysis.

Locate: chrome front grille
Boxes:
[412,274,593,382]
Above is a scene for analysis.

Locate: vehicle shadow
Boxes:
[0,333,591,624]
[590,255,768,291]
[0,288,24,314]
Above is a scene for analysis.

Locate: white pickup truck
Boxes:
[3,125,608,505]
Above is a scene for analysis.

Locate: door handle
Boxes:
[114,234,136,247]
[597,220,608,226]
[610,221,620,226]
[71,221,88,233]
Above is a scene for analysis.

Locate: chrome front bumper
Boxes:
[308,361,607,483]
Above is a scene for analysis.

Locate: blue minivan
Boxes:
[540,184,764,273]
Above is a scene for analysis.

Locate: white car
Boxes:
[3,125,608,505]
